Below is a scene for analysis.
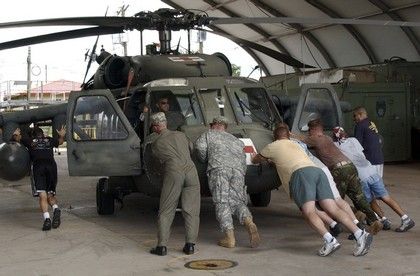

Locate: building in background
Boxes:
[0,79,80,110]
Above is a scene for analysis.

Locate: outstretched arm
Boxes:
[251,153,267,164]
[56,125,66,145]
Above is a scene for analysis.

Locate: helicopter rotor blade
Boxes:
[0,26,124,51]
[0,17,144,29]
[196,28,314,68]
[205,16,420,28]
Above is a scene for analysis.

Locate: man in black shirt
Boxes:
[16,126,66,231]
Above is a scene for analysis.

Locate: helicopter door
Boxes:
[292,84,343,133]
[66,90,141,176]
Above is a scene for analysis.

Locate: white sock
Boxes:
[354,229,363,240]
[323,232,334,243]
[381,216,387,221]
[401,214,408,220]
[43,212,50,220]
[329,221,337,228]
[52,204,59,210]
[353,219,359,224]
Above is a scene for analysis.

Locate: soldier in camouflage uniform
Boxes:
[195,116,260,248]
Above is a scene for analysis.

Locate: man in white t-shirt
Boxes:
[333,127,415,233]
[252,125,373,257]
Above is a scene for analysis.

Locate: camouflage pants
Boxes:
[208,168,252,232]
[330,163,378,224]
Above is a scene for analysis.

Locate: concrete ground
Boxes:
[0,151,419,276]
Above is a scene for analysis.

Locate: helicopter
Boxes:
[0,8,404,214]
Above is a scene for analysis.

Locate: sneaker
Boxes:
[353,230,373,256]
[52,208,61,229]
[367,220,383,235]
[42,218,52,231]
[395,218,415,232]
[381,218,391,231]
[318,238,341,257]
[348,222,366,240]
[329,223,343,237]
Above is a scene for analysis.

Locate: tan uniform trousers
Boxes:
[157,166,200,246]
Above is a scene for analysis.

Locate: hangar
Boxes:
[163,0,420,162]
[0,1,419,275]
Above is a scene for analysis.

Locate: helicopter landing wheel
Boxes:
[96,178,115,215]
[250,191,271,207]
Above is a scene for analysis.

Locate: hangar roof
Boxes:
[163,0,420,75]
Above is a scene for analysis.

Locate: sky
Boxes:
[0,0,261,92]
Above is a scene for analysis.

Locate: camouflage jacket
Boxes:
[195,129,246,174]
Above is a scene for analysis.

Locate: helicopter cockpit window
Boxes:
[72,96,128,141]
[298,88,339,131]
[230,87,276,127]
[198,88,235,125]
[150,89,203,127]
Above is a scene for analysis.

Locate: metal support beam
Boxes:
[256,2,420,41]
[306,0,379,63]
[202,0,301,72]
[161,0,270,75]
[367,0,420,56]
[249,0,336,68]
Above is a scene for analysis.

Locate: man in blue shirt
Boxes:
[353,107,391,229]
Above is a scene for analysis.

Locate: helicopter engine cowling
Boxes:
[94,55,131,89]
[92,53,233,90]
[0,142,30,181]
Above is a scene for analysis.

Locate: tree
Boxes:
[231,64,241,77]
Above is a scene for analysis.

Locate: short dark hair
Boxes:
[308,118,323,130]
[273,125,290,140]
[33,127,44,137]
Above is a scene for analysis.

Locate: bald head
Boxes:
[353,106,368,123]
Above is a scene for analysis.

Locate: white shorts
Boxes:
[320,166,341,199]
[372,164,383,178]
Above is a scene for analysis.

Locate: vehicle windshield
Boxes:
[149,88,204,126]
[229,87,277,127]
[298,88,339,131]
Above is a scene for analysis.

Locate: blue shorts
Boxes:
[361,174,388,203]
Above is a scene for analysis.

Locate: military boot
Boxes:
[218,229,235,248]
[244,217,260,248]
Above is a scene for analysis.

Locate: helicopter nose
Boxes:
[0,142,30,181]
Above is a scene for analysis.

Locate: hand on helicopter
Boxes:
[56,125,66,138]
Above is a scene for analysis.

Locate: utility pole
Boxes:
[26,47,32,109]
[116,5,129,56]
[45,64,48,83]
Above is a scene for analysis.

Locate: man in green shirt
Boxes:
[149,112,201,256]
